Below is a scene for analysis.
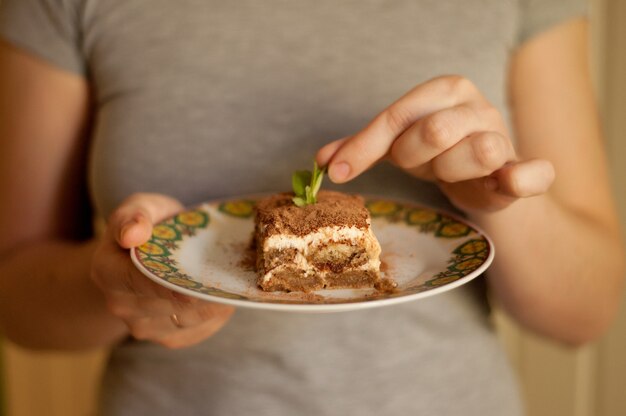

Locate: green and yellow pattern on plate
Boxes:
[366,199,489,293]
[366,200,402,217]
[423,239,489,288]
[134,208,248,300]
[219,200,255,218]
[135,209,207,280]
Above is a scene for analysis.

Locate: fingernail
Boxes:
[329,162,350,182]
[120,222,133,240]
[484,177,499,191]
[119,217,140,240]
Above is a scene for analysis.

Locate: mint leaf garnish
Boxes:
[292,196,307,207]
[292,170,311,197]
[291,161,326,206]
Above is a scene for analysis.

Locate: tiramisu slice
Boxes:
[254,190,384,292]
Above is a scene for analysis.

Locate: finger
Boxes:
[316,137,350,167]
[108,193,185,249]
[105,291,202,319]
[118,215,153,249]
[168,303,235,328]
[127,305,234,346]
[326,75,478,183]
[95,259,172,299]
[157,306,236,349]
[92,243,197,300]
[389,104,488,170]
[430,131,515,183]
[492,159,556,198]
[127,315,177,341]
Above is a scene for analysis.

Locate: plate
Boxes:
[130,195,494,312]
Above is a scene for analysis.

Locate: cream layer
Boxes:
[261,225,381,283]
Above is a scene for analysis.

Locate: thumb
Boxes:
[108,193,185,249]
[117,214,153,249]
[493,159,555,198]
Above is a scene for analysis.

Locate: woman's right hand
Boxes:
[90,193,235,349]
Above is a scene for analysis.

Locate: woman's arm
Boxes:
[0,42,234,350]
[318,19,624,346]
[479,18,625,345]
[0,40,126,349]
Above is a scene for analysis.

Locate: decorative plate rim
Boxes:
[130,194,495,313]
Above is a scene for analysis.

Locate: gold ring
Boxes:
[170,313,183,328]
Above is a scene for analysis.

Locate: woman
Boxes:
[0,0,623,415]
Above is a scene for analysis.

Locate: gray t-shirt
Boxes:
[0,1,587,415]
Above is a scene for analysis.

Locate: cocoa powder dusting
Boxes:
[236,238,257,271]
[255,190,370,237]
[380,259,390,274]
[239,246,257,272]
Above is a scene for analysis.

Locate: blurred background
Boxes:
[1,0,625,415]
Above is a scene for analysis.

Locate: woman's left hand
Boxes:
[317,75,555,214]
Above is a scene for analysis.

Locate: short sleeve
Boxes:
[517,0,589,45]
[0,0,85,75]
